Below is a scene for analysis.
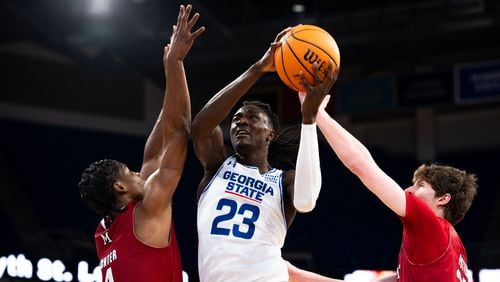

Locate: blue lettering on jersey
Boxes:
[223,171,275,203]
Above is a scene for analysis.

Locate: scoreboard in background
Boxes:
[0,253,189,282]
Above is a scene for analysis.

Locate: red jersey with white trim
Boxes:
[397,192,470,282]
[95,201,182,282]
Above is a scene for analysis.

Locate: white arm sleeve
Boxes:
[293,123,322,213]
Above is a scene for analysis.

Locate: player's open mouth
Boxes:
[235,129,249,137]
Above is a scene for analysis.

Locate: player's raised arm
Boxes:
[139,3,204,229]
[297,80,406,216]
[318,95,406,216]
[292,61,337,212]
[191,28,290,182]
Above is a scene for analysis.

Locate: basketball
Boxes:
[275,24,340,92]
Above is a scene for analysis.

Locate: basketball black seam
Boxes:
[286,37,316,81]
[282,37,303,91]
[291,29,339,67]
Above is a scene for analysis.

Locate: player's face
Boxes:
[116,165,146,201]
[230,105,274,151]
[405,179,438,209]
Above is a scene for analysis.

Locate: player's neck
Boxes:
[433,205,446,220]
[235,153,271,174]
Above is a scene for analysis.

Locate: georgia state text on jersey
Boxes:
[197,155,288,282]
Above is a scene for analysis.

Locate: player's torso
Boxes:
[95,202,182,282]
[397,226,470,282]
[197,156,288,282]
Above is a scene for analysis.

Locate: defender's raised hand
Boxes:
[298,59,339,124]
[167,4,205,62]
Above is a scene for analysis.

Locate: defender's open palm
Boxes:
[298,60,339,123]
[167,4,205,62]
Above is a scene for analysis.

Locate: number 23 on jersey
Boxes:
[210,198,260,239]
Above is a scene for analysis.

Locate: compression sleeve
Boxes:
[293,123,322,212]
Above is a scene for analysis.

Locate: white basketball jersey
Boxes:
[197,155,288,282]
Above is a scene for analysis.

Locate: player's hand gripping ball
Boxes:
[275,24,340,92]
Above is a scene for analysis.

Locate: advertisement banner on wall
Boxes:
[398,71,453,108]
[455,60,500,104]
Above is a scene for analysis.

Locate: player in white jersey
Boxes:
[191,27,339,281]
[197,155,288,280]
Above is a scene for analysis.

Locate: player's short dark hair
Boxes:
[79,159,124,216]
[413,163,478,225]
[242,100,279,132]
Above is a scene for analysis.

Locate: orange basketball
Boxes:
[275,24,340,92]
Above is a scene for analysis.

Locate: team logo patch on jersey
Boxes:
[100,231,112,245]
[264,174,279,184]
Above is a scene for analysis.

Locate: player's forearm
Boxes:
[293,123,322,212]
[316,110,373,176]
[143,112,164,159]
[316,110,406,214]
[192,63,265,137]
[143,57,189,163]
[140,112,164,179]
[163,60,191,133]
[143,62,189,177]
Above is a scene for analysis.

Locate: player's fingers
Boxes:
[275,27,291,42]
[191,26,206,40]
[187,12,200,30]
[312,63,322,86]
[299,71,313,93]
[320,95,331,109]
[177,5,185,26]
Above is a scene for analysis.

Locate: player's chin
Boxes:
[232,140,252,151]
[232,134,250,143]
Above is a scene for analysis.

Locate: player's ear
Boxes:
[266,129,275,143]
[438,193,451,205]
[113,181,126,193]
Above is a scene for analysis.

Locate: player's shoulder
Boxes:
[282,169,296,185]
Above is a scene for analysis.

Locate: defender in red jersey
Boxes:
[78,5,204,282]
[296,84,478,281]
[397,191,471,282]
[94,201,182,281]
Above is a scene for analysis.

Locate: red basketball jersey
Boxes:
[397,192,470,282]
[95,201,182,282]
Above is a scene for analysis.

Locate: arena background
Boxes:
[1,0,499,281]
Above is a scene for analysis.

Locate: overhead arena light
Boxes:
[89,0,112,16]
[292,4,305,13]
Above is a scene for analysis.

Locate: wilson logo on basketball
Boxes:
[303,49,329,75]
